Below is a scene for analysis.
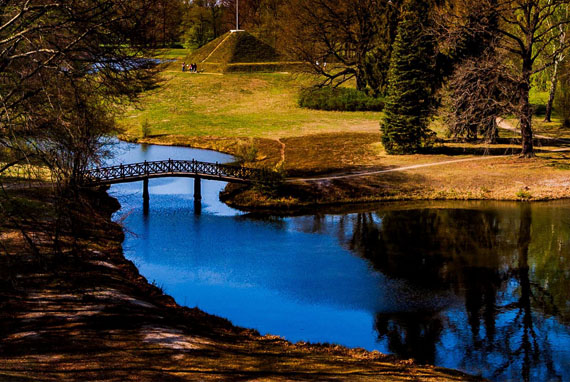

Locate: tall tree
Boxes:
[381,0,436,154]
[221,0,283,46]
[156,0,185,47]
[495,0,570,156]
[554,59,570,126]
[280,0,400,93]
[183,0,226,47]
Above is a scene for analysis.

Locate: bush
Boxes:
[141,119,150,138]
[253,165,285,197]
[516,188,532,200]
[298,86,385,112]
[531,103,546,116]
[235,139,258,163]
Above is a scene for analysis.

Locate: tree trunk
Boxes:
[162,0,167,48]
[356,66,366,91]
[520,64,534,157]
[544,56,560,122]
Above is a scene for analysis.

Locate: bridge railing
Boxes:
[81,159,266,185]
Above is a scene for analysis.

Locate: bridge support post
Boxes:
[194,176,202,201]
[143,177,150,214]
[193,176,202,215]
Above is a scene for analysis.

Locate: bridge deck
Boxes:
[81,159,264,186]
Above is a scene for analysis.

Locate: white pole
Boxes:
[236,0,239,30]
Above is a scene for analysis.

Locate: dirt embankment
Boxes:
[0,189,485,381]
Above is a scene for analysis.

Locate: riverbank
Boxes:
[117,70,570,211]
[0,187,484,381]
[127,132,570,213]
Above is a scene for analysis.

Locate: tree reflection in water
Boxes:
[330,204,569,381]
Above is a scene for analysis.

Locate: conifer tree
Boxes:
[381,0,435,154]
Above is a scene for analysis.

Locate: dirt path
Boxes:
[289,156,506,183]
[276,138,286,166]
[495,117,554,140]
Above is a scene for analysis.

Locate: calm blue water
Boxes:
[108,141,570,381]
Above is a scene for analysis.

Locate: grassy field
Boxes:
[119,70,381,140]
[155,48,189,60]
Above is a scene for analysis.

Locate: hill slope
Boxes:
[186,31,281,64]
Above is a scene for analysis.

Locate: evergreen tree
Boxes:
[381,0,435,154]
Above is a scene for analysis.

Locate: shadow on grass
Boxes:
[425,144,518,156]
[427,136,570,156]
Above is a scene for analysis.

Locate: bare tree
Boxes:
[446,52,519,142]
[440,0,570,154]
[439,1,518,142]
[280,0,400,93]
[0,0,165,252]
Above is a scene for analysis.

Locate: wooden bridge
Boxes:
[81,159,266,210]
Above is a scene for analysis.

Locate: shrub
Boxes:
[531,103,546,116]
[141,119,150,138]
[235,139,258,163]
[298,86,385,112]
[516,188,532,200]
[253,165,285,196]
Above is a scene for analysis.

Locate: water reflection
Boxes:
[317,204,570,381]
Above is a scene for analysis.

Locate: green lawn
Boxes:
[118,71,382,139]
[155,48,190,60]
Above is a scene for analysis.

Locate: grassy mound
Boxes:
[185,34,228,63]
[186,31,281,64]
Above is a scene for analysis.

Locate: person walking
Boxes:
[182,62,186,72]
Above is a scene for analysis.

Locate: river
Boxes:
[107,140,570,381]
